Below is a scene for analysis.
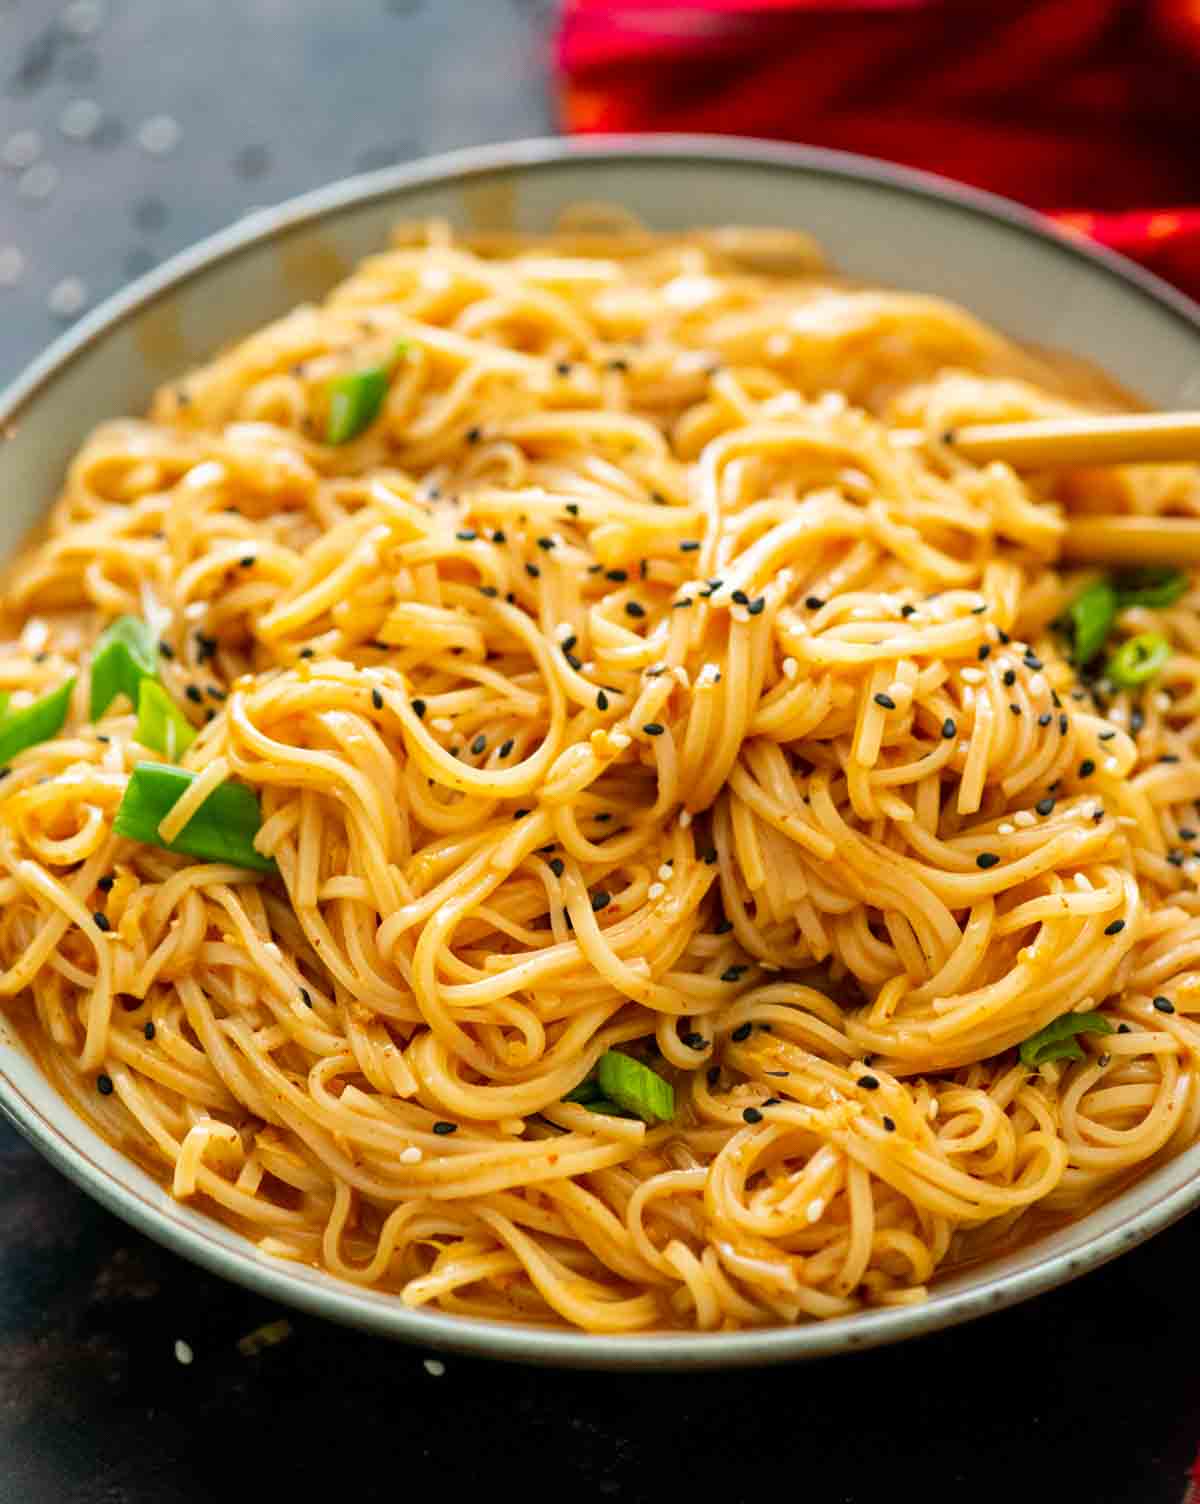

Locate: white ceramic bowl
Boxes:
[3,137,1199,1369]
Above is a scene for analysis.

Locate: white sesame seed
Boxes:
[430,717,453,733]
[658,864,673,881]
[760,961,781,972]
[609,731,631,750]
[957,741,970,756]
[1154,691,1171,711]
[1074,874,1092,891]
[1104,757,1119,773]
[59,98,102,141]
[678,810,692,829]
[997,823,1014,835]
[423,1358,446,1377]
[960,667,985,685]
[174,1339,193,1366]
[647,882,665,900]
[48,276,87,318]
[0,246,24,287]
[1117,815,1138,828]
[1013,810,1036,828]
[400,1146,422,1165]
[806,1198,825,1224]
[927,1098,939,1120]
[137,114,182,156]
[1028,673,1047,698]
[886,682,905,702]
[18,161,59,200]
[2,130,41,171]
[782,657,798,679]
[555,622,573,641]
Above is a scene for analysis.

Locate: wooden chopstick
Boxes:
[893,411,1200,469]
[1060,516,1200,565]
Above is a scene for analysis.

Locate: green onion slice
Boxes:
[113,762,276,872]
[0,678,75,767]
[136,678,197,760]
[1066,579,1118,666]
[90,615,157,719]
[1019,1010,1114,1068]
[1105,632,1170,689]
[595,1050,674,1123]
[1114,567,1188,609]
[325,344,406,446]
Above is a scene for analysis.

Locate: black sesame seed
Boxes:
[1154,996,1176,1014]
[806,596,825,610]
[682,1032,707,1050]
[479,585,498,598]
[1009,703,1021,716]
[93,911,111,932]
[941,718,957,739]
[300,987,312,1007]
[625,602,646,619]
[513,809,530,820]
[714,918,733,934]
[873,692,896,710]
[857,1075,880,1091]
[596,690,609,711]
[1079,760,1095,778]
[591,891,612,912]
[548,858,564,878]
[976,853,1000,869]
[1181,828,1196,842]
[673,598,692,609]
[299,647,315,660]
[1099,729,1116,741]
[158,640,175,660]
[971,604,988,615]
[742,1107,763,1124]
[555,361,571,377]
[882,1116,896,1133]
[560,634,577,654]
[239,556,254,568]
[605,569,628,583]
[1161,754,1181,764]
[566,504,580,518]
[731,1022,752,1042]
[97,875,115,892]
[1130,708,1144,734]
[1003,669,1016,687]
[1168,850,1186,867]
[536,537,555,552]
[412,699,426,719]
[433,1121,458,1135]
[747,598,765,616]
[1035,797,1055,816]
[998,630,1011,645]
[731,589,749,605]
[525,562,541,579]
[978,644,991,660]
[1104,919,1126,935]
[96,1074,113,1096]
[1037,711,1052,726]
[680,540,701,553]
[470,734,486,756]
[707,1066,721,1086]
[763,1097,781,1107]
[1024,654,1043,671]
[185,685,203,704]
[900,603,915,618]
[492,529,506,544]
[372,688,384,710]
[702,848,718,865]
[499,739,514,758]
[455,529,477,542]
[721,965,747,983]
[642,723,665,736]
[1118,1023,1132,1033]
[565,653,582,671]
[1059,714,1069,734]
[143,1021,155,1041]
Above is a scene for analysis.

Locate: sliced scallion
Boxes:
[595,1050,674,1123]
[1066,580,1117,666]
[136,678,197,760]
[325,344,406,446]
[113,762,276,872]
[90,615,157,719]
[1019,1010,1114,1068]
[1114,567,1188,609]
[1105,632,1170,689]
[0,678,74,766]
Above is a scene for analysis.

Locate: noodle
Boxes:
[2,214,1199,1333]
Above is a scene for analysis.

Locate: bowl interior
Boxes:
[3,139,1199,1368]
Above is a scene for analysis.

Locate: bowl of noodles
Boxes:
[2,136,1200,1369]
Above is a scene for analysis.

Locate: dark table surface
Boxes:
[1,4,1198,1501]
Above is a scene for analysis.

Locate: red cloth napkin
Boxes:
[556,0,1200,301]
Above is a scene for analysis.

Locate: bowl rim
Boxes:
[2,133,1199,1370]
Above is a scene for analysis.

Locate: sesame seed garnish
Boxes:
[647,882,665,900]
[93,911,111,931]
[805,596,824,610]
[97,874,115,892]
[1059,713,1069,734]
[605,569,628,583]
[900,603,915,617]
[941,718,956,739]
[742,1107,763,1124]
[976,853,1000,869]
[642,722,664,736]
[857,1075,880,1090]
[747,597,765,616]
[97,1074,113,1095]
[1035,797,1055,816]
[455,529,476,542]
[411,699,426,719]
[591,891,612,912]
[977,644,991,660]
[682,1032,706,1050]
[470,734,486,756]
[1009,703,1021,716]
[1104,919,1126,935]
[1153,996,1176,1013]
[300,988,312,1007]
[730,1022,752,1042]
[721,965,747,983]
[1079,760,1095,778]
[371,688,383,710]
[158,640,175,659]
[882,1116,896,1132]
[680,540,701,552]
[702,847,718,864]
[185,685,203,704]
[1038,711,1052,726]
[625,602,645,619]
[143,1021,155,1040]
[873,692,896,710]
[432,1121,458,1135]
[1003,669,1016,687]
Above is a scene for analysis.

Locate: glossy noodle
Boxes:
[2,214,1199,1332]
